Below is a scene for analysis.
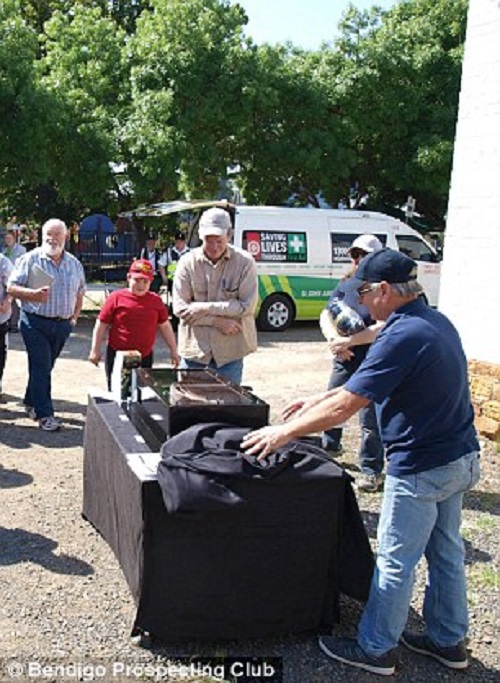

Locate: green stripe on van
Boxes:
[258,274,275,300]
[277,275,293,295]
[256,274,341,321]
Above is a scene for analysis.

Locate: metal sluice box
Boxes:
[125,368,269,451]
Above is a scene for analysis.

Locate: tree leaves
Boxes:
[0,0,468,224]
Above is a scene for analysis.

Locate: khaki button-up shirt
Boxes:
[173,245,258,367]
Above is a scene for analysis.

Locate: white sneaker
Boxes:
[39,416,61,431]
[25,404,37,420]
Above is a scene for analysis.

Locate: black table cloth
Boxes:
[82,394,374,641]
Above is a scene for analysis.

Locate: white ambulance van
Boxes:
[122,201,442,332]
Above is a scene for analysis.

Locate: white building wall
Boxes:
[439,0,500,363]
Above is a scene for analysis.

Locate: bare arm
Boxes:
[0,293,12,315]
[328,321,385,355]
[242,388,369,460]
[7,283,50,304]
[282,387,345,421]
[88,319,110,366]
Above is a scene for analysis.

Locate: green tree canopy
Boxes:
[0,0,50,217]
[0,0,468,224]
[38,4,129,214]
[334,0,468,219]
[121,0,250,204]
[235,45,355,206]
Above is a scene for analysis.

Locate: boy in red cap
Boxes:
[89,259,180,388]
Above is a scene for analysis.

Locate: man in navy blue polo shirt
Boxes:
[242,249,480,677]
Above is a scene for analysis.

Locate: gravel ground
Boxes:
[0,312,498,683]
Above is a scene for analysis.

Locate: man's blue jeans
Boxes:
[179,357,243,386]
[20,312,72,419]
[358,450,481,657]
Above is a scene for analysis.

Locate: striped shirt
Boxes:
[8,247,86,318]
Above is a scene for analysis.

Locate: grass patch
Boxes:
[475,515,497,531]
[462,514,497,541]
[467,565,499,590]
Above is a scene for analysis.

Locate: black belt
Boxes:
[30,313,70,322]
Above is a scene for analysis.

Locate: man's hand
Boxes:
[241,425,291,461]
[214,317,242,335]
[179,302,211,324]
[32,286,50,303]
[328,337,354,360]
[0,298,12,315]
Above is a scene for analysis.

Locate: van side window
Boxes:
[242,231,307,262]
[396,236,439,262]
[331,233,387,263]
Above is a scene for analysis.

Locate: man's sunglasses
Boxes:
[357,282,380,297]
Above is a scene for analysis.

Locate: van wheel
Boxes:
[257,294,294,332]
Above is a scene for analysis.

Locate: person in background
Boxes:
[159,231,190,332]
[173,207,258,385]
[7,218,86,432]
[320,234,385,492]
[0,253,14,394]
[161,231,190,290]
[138,232,164,293]
[241,249,480,678]
[88,259,180,389]
[3,229,26,261]
[22,227,39,251]
[2,229,27,332]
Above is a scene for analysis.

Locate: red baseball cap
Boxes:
[128,259,154,281]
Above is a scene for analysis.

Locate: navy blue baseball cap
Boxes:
[356,248,418,283]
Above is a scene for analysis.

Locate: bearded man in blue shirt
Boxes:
[242,248,480,677]
[8,218,86,432]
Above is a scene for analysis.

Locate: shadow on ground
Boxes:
[0,527,94,576]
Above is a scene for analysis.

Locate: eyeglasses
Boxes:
[357,282,380,297]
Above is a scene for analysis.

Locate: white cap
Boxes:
[199,208,231,237]
[348,234,383,254]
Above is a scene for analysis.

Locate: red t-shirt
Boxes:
[99,289,168,357]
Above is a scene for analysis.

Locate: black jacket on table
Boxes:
[157,422,374,603]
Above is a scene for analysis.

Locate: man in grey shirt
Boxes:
[173,208,258,385]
